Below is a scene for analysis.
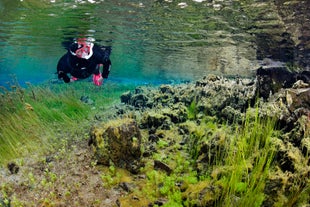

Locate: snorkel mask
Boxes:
[70,37,94,59]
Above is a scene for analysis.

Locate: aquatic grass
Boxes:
[187,100,198,120]
[101,98,290,207]
[0,102,53,162]
[28,90,90,123]
[216,108,278,207]
[187,125,205,163]
[0,80,136,164]
[181,103,279,206]
[187,118,226,167]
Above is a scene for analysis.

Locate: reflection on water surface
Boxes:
[0,0,309,85]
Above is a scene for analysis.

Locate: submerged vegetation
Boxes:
[216,114,277,207]
[110,112,280,207]
[0,78,135,164]
[0,76,309,206]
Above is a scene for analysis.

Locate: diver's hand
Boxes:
[92,74,103,86]
[97,76,103,85]
[70,76,78,82]
[58,72,70,83]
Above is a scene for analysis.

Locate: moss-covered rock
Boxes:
[89,118,143,173]
[140,111,170,129]
[183,180,222,206]
[90,74,309,206]
[116,195,151,207]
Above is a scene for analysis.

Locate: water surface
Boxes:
[0,0,308,86]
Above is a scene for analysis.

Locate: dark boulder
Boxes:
[256,67,310,99]
[120,91,132,104]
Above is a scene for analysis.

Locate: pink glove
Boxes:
[71,76,78,82]
[93,73,103,86]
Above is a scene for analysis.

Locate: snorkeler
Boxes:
[57,38,111,86]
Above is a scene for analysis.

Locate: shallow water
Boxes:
[0,0,309,86]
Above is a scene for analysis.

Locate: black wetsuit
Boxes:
[57,43,111,83]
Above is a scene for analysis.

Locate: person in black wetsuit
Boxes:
[57,38,111,86]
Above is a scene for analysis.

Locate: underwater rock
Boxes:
[256,67,310,99]
[116,195,151,207]
[120,91,132,104]
[256,67,297,99]
[80,95,94,105]
[120,75,258,123]
[292,80,309,89]
[130,94,149,107]
[119,182,135,193]
[161,104,188,124]
[140,111,170,129]
[92,74,309,206]
[195,74,221,87]
[183,180,222,206]
[282,115,310,152]
[159,84,175,94]
[154,160,172,175]
[148,133,158,143]
[301,137,310,163]
[153,198,168,206]
[272,138,305,173]
[263,169,310,207]
[285,88,310,112]
[120,86,153,108]
[256,75,309,139]
[296,71,310,84]
[7,162,19,174]
[263,175,284,205]
[89,118,143,174]
[193,75,257,121]
[220,106,244,123]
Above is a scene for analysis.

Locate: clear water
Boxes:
[0,0,308,86]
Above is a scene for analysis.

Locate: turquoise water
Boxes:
[0,0,308,86]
